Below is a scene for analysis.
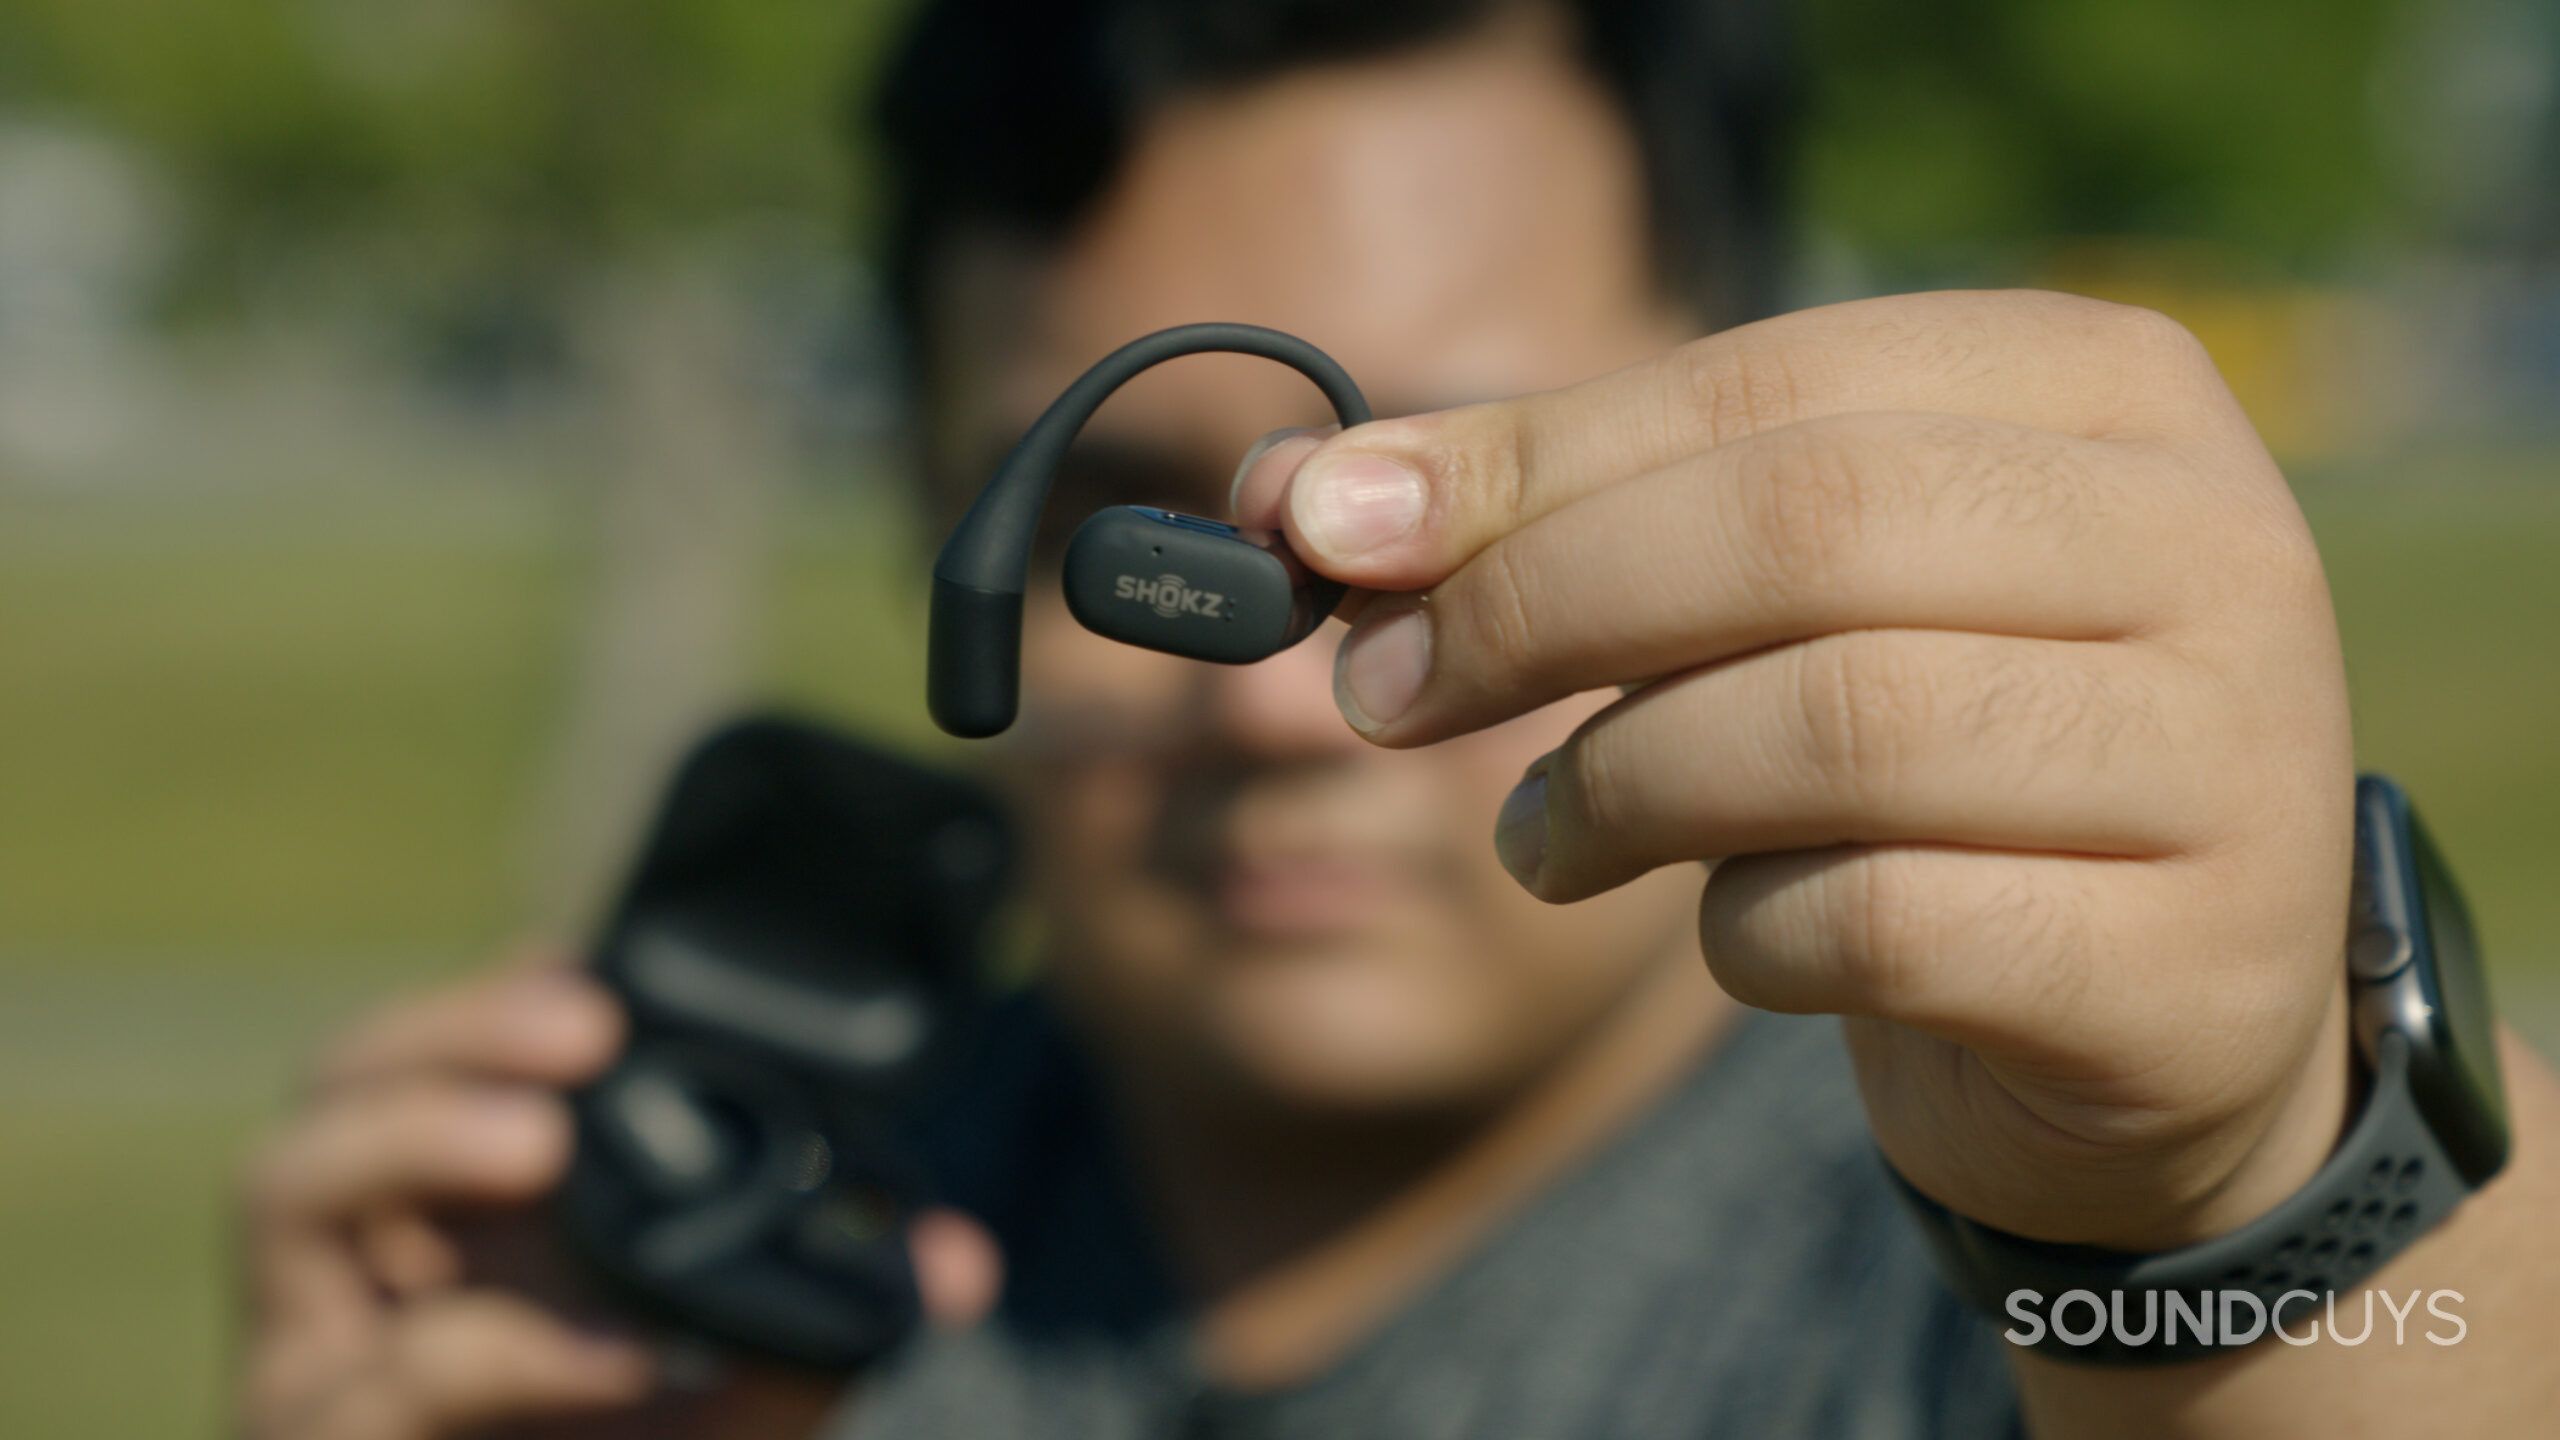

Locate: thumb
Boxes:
[908,1208,1002,1331]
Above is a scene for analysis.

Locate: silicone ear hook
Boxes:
[928,323,1371,738]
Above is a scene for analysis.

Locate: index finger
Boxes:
[313,961,623,1096]
[1275,289,2243,592]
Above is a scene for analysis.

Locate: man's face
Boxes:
[944,17,1708,1113]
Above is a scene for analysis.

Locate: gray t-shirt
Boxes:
[832,1005,2022,1439]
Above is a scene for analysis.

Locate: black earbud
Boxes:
[928,323,1371,738]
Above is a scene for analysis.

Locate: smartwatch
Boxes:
[1888,774,2511,1363]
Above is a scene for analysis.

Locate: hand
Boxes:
[1238,290,2360,1252]
[237,955,1003,1440]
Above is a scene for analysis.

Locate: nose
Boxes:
[1198,620,1368,759]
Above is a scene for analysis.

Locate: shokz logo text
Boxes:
[1116,573,1227,620]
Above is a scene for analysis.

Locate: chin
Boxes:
[1200,954,1513,1114]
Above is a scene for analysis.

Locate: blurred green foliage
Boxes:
[0,0,909,310]
[0,480,936,968]
[0,492,577,963]
[1798,0,2403,268]
[3,0,2425,305]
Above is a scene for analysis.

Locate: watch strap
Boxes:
[1888,1029,2474,1363]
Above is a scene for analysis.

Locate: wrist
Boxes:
[1891,776,2511,1364]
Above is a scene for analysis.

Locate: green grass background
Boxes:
[2,452,2556,1436]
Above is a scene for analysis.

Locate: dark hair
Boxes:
[869,0,1797,374]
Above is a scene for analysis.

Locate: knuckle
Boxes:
[2225,503,2327,601]
[1734,423,1873,597]
[1829,851,1934,1011]
[2064,295,2224,394]
[1847,856,2096,1024]
[1917,415,2096,535]
[1448,541,1549,690]
[1871,299,2004,386]
[1493,404,1541,527]
[1793,632,1937,806]
[1406,403,1531,538]
[2103,299,2213,368]
[1675,334,1805,446]
[1963,867,2098,1028]
[1987,874,2097,1015]
[1956,647,2152,785]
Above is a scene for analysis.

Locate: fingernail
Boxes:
[1291,452,1426,561]
[1494,768,1549,887]
[1228,425,1329,521]
[1334,596,1430,732]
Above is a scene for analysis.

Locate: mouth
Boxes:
[1213,848,1409,941]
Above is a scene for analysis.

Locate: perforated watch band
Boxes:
[1887,1029,2473,1364]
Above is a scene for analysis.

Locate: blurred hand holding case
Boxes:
[557,715,1010,1369]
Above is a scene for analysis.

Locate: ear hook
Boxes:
[928,323,1371,738]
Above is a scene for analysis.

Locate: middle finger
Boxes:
[1507,629,2206,904]
[1333,410,2193,743]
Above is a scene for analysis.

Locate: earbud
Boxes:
[928,323,1371,738]
[1060,507,1339,664]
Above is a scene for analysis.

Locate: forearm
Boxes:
[2011,1026,2560,1439]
